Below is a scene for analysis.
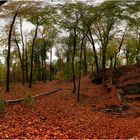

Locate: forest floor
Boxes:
[0,65,140,139]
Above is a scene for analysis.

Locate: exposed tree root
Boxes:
[93,103,140,116]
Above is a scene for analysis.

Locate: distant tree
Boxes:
[106,40,118,68]
[26,4,57,88]
[3,2,24,92]
[40,26,57,82]
[60,2,83,93]
[12,27,25,85]
[92,1,123,86]
[114,27,127,68]
[124,37,138,65]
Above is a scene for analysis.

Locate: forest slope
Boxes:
[0,65,140,139]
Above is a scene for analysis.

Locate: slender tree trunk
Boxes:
[25,47,29,82]
[19,18,25,84]
[136,35,140,65]
[126,50,129,65]
[114,55,117,68]
[13,34,25,85]
[49,46,52,81]
[29,23,39,88]
[83,40,87,75]
[66,50,70,63]
[72,28,77,93]
[60,58,63,76]
[41,59,44,81]
[38,59,41,81]
[77,37,84,101]
[6,12,18,92]
[114,29,126,68]
[88,29,99,73]
[101,29,110,87]
[91,64,94,73]
[44,59,46,83]
[110,57,113,68]
[138,36,140,53]
[102,44,107,87]
[43,44,47,83]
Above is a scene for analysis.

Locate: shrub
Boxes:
[113,68,124,79]
[112,77,119,85]
[22,95,35,106]
[55,71,62,80]
[0,99,6,113]
[91,71,104,84]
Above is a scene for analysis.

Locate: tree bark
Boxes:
[37,59,41,81]
[88,29,100,73]
[19,18,25,84]
[83,40,87,75]
[72,27,77,93]
[110,57,113,68]
[114,28,126,68]
[29,23,39,88]
[77,37,85,101]
[25,47,29,82]
[126,50,129,65]
[6,13,18,92]
[41,59,44,81]
[102,42,108,87]
[13,32,25,85]
[49,46,52,81]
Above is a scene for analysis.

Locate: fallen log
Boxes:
[5,88,61,104]
[34,88,61,98]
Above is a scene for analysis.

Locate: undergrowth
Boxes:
[22,94,35,107]
[0,99,6,113]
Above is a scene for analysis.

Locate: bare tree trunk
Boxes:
[25,47,29,82]
[6,13,18,92]
[114,28,126,68]
[44,59,47,83]
[6,3,23,92]
[110,57,113,68]
[41,59,44,81]
[136,35,140,66]
[83,40,87,75]
[77,37,85,101]
[43,43,47,83]
[126,50,129,65]
[19,18,25,84]
[72,27,77,93]
[88,29,99,73]
[13,32,25,85]
[101,31,110,87]
[102,45,107,86]
[38,59,41,81]
[29,23,39,88]
[49,46,52,81]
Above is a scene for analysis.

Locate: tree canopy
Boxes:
[0,0,139,92]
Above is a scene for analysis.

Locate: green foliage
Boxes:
[22,94,35,106]
[0,99,6,113]
[55,71,62,80]
[124,38,138,64]
[107,40,118,59]
[62,63,72,81]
